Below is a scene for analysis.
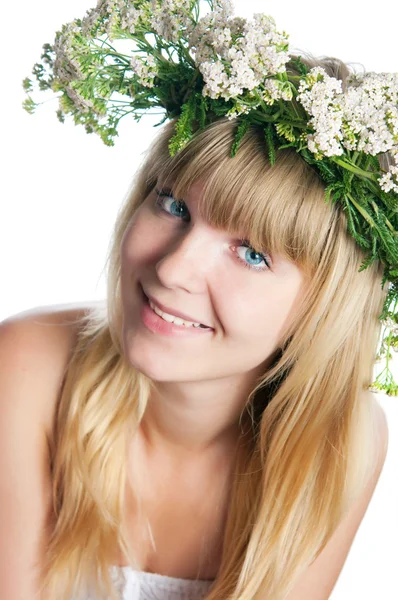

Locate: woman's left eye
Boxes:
[155,189,190,222]
[234,242,271,272]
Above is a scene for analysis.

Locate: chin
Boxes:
[124,345,205,383]
[121,332,171,381]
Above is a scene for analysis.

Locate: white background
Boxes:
[1,1,397,597]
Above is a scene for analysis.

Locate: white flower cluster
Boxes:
[80,0,149,38]
[298,67,398,191]
[379,165,398,193]
[120,6,146,34]
[297,67,344,157]
[149,0,192,42]
[81,7,104,37]
[64,84,96,113]
[130,54,158,87]
[298,68,398,158]
[343,72,398,155]
[188,5,290,101]
[50,0,398,200]
[379,149,398,193]
[81,0,114,37]
[53,21,84,85]
[104,0,121,40]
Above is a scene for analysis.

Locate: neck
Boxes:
[139,373,260,460]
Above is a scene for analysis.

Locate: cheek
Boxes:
[121,209,161,266]
[215,278,300,346]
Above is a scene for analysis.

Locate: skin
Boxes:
[119,178,306,469]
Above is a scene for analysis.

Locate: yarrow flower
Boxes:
[119,6,147,33]
[341,72,398,155]
[246,14,291,78]
[53,21,85,85]
[380,149,398,193]
[188,6,290,101]
[379,165,398,193]
[150,0,193,41]
[297,68,398,195]
[130,54,158,87]
[297,67,344,158]
[81,0,128,38]
[63,84,97,113]
[104,0,121,40]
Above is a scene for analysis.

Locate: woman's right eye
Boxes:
[155,189,190,222]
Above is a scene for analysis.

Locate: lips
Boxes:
[141,286,212,329]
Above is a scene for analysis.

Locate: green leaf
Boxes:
[275,122,296,142]
[340,193,371,250]
[289,56,310,76]
[22,96,37,114]
[199,95,208,130]
[264,124,276,166]
[374,206,398,266]
[231,118,250,157]
[315,159,338,184]
[168,93,196,156]
[22,77,33,92]
[358,234,378,272]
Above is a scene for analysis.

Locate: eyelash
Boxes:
[155,188,190,222]
[235,241,271,271]
[154,188,271,272]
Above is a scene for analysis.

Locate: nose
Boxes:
[155,225,214,293]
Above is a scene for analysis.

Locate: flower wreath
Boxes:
[23,0,398,394]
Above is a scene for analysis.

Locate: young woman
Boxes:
[2,2,393,599]
[0,111,389,600]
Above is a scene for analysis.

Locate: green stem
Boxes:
[288,97,304,121]
[249,111,281,125]
[252,89,272,114]
[331,157,378,182]
[346,192,378,230]
[93,47,132,65]
[107,98,135,104]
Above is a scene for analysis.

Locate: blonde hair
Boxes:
[40,56,388,600]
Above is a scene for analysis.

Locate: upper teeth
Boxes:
[149,299,204,328]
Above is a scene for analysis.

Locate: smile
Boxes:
[139,291,214,338]
[148,298,206,328]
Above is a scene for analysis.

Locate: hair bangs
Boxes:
[146,119,336,274]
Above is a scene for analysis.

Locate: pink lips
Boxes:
[143,289,211,329]
[140,288,213,338]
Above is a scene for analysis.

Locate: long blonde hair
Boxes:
[40,56,388,600]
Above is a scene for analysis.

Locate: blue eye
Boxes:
[155,188,190,221]
[236,241,271,271]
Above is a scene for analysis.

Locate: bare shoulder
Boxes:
[0,302,101,440]
[0,303,102,598]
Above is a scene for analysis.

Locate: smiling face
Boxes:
[119,177,307,385]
